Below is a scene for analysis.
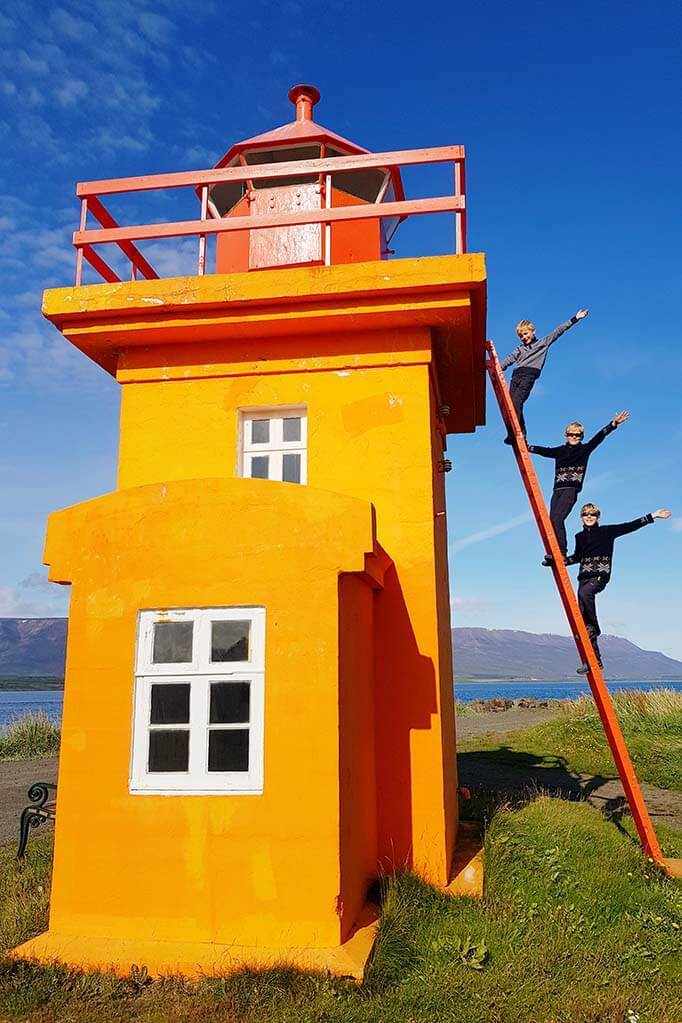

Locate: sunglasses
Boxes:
[566,432,583,438]
[581,513,599,519]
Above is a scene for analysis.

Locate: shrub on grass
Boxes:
[0,713,60,760]
[563,687,682,735]
[454,701,476,718]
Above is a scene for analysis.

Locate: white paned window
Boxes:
[240,408,307,484]
[130,607,265,795]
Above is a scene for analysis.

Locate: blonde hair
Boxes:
[581,503,600,518]
[516,319,535,336]
[566,421,584,435]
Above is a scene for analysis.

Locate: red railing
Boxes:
[72,145,467,285]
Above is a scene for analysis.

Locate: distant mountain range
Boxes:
[0,618,67,677]
[0,618,681,682]
[453,627,682,680]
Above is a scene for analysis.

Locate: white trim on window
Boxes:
[130,607,265,795]
[239,407,307,484]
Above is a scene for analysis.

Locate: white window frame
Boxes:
[130,607,265,795]
[239,407,307,484]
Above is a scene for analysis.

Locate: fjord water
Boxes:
[2,681,682,727]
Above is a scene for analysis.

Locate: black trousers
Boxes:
[549,487,579,555]
[507,367,540,439]
[578,575,608,663]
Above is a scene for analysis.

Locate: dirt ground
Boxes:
[457,706,562,738]
[0,757,57,848]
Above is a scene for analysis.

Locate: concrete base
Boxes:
[444,821,484,897]
[10,906,378,982]
[664,857,682,880]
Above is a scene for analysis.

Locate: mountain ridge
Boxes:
[0,618,680,681]
[452,627,682,680]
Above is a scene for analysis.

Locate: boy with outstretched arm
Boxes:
[566,504,671,672]
[501,309,589,444]
[529,411,629,565]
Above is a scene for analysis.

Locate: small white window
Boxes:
[130,608,265,795]
[240,408,307,484]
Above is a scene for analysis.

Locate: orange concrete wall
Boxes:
[428,375,458,868]
[115,326,456,881]
[338,574,377,940]
[44,478,377,949]
[328,188,382,265]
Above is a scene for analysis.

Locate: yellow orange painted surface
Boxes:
[113,335,457,880]
[13,479,382,972]
[41,255,486,434]
[15,251,487,977]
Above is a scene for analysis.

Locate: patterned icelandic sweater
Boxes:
[566,515,654,580]
[528,422,616,492]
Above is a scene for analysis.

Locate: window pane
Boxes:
[210,681,250,723]
[152,621,193,663]
[208,729,249,772]
[283,416,301,442]
[282,453,301,484]
[148,730,189,772]
[211,620,250,662]
[250,456,269,479]
[151,683,190,724]
[251,419,270,444]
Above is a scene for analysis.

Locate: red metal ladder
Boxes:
[486,340,674,872]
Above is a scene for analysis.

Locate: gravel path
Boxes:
[456,705,562,738]
[0,756,58,847]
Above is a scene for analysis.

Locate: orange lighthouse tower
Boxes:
[13,87,486,978]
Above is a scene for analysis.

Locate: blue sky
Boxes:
[0,0,681,657]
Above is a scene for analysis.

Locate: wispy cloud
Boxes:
[450,512,532,554]
[0,0,190,160]
[0,576,70,617]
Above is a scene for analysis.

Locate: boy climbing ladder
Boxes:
[566,504,672,671]
[528,411,629,564]
[500,308,589,444]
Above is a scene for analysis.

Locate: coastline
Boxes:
[2,675,682,692]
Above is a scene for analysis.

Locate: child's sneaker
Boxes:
[541,555,554,567]
[576,660,603,674]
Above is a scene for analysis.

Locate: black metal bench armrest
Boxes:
[17,781,58,861]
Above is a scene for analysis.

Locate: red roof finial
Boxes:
[288,84,320,123]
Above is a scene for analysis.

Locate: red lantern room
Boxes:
[207,84,405,272]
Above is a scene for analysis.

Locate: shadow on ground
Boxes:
[457,747,682,836]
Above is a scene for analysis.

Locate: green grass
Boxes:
[459,688,682,791]
[2,797,680,1022]
[454,700,477,718]
[0,678,64,692]
[0,713,61,761]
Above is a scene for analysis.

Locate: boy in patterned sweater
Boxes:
[529,411,629,564]
[566,504,672,670]
[501,309,589,444]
